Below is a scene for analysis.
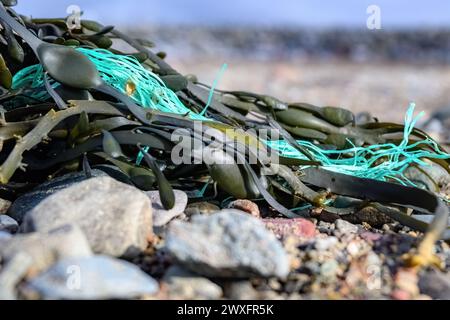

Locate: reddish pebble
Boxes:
[391,289,411,300]
[263,218,316,239]
[228,200,260,218]
[360,232,383,242]
[393,268,419,299]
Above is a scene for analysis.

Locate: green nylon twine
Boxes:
[11,48,450,185]
[199,63,228,116]
[267,103,450,186]
[12,47,210,121]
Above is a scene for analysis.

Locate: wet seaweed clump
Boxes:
[0,0,449,272]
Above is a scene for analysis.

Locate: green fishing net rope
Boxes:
[267,105,450,185]
[12,47,209,121]
[11,47,450,185]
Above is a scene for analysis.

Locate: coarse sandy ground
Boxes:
[168,58,450,124]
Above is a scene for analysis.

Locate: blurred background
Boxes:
[16,0,450,122]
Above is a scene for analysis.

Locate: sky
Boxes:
[14,0,450,28]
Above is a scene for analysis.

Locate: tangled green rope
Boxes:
[12,47,209,121]
[11,48,450,186]
[267,104,450,185]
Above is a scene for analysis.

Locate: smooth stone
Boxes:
[227,200,260,218]
[166,210,290,278]
[224,281,259,300]
[163,265,222,300]
[335,219,358,234]
[317,221,336,234]
[394,268,420,298]
[0,215,18,233]
[22,177,153,259]
[315,237,339,251]
[0,231,12,240]
[360,231,383,243]
[184,202,220,217]
[263,218,316,239]
[0,224,92,275]
[147,190,188,227]
[8,170,107,223]
[0,198,11,215]
[26,256,159,300]
[320,260,340,281]
[0,252,33,300]
[419,271,450,300]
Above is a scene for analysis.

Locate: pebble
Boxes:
[263,218,316,239]
[165,209,290,278]
[224,281,259,300]
[184,202,220,217]
[0,231,12,240]
[315,237,339,251]
[228,200,260,218]
[360,231,383,243]
[26,256,159,300]
[347,241,361,257]
[320,260,340,281]
[418,271,450,300]
[335,219,358,234]
[318,221,335,234]
[0,215,18,233]
[345,259,368,291]
[391,289,412,300]
[303,261,322,275]
[0,252,33,300]
[394,268,419,298]
[366,251,382,267]
[163,265,222,300]
[22,177,153,258]
[146,190,188,227]
[0,224,92,275]
[0,199,11,215]
[8,170,107,223]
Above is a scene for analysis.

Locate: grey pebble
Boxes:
[26,255,159,300]
[146,190,188,227]
[165,210,290,278]
[22,177,153,259]
[0,215,18,233]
